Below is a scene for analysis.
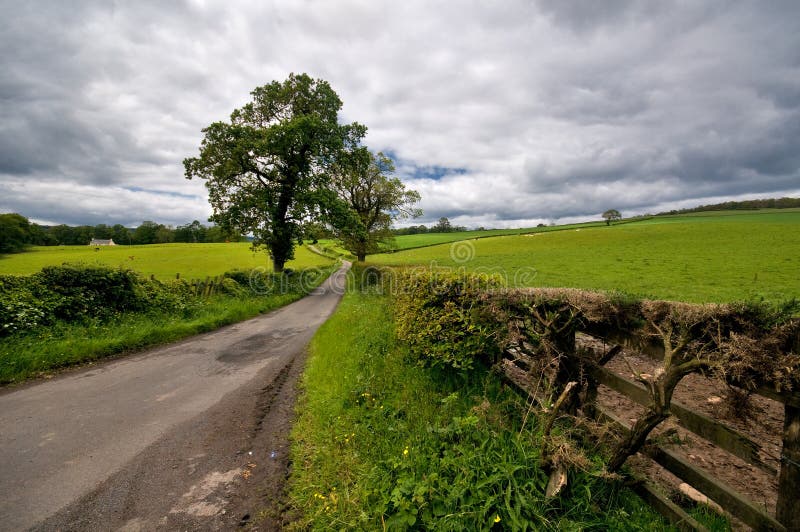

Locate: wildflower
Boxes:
[403,447,409,457]
[494,515,501,523]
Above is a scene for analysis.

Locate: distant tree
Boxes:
[432,217,452,233]
[155,225,174,244]
[392,224,429,236]
[602,209,622,225]
[75,226,94,244]
[111,224,132,245]
[174,220,207,243]
[184,73,360,271]
[0,213,33,253]
[133,221,160,244]
[655,197,800,216]
[302,221,333,244]
[29,224,57,246]
[205,225,242,243]
[93,224,111,239]
[330,148,421,261]
[50,224,71,245]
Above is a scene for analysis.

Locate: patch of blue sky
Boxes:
[382,150,468,181]
[124,186,198,199]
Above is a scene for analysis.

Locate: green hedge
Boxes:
[1,263,206,336]
[393,268,504,371]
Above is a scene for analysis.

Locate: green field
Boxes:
[370,211,800,303]
[0,243,332,279]
[387,221,615,251]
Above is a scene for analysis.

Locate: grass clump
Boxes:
[286,268,670,530]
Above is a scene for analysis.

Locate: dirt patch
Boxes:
[580,334,783,520]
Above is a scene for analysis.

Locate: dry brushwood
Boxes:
[607,302,720,472]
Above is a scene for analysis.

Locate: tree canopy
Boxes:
[330,148,421,261]
[602,209,622,225]
[184,73,359,271]
[0,213,33,254]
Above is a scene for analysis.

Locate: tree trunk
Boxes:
[357,253,366,262]
[272,257,284,273]
[608,408,670,472]
[607,363,685,472]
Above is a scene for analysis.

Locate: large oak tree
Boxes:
[184,74,359,271]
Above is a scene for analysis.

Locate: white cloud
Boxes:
[1,0,799,228]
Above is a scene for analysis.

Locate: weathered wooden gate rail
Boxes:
[189,275,225,297]
[591,329,799,530]
[501,329,799,532]
[389,270,799,530]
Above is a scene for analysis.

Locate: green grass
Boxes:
[369,211,800,303]
[0,265,337,384]
[285,278,673,530]
[386,222,615,251]
[0,243,331,280]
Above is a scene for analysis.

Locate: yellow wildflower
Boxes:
[494,515,501,523]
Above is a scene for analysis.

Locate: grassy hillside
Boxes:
[370,211,800,303]
[388,221,614,251]
[0,243,332,279]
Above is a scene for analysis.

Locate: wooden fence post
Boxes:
[777,403,800,531]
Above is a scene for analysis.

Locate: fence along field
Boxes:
[372,210,800,304]
[382,211,799,530]
[392,270,799,530]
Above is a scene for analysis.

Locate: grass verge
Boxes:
[0,264,337,385]
[285,272,675,530]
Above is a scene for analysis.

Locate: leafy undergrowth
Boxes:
[0,264,337,384]
[286,277,675,530]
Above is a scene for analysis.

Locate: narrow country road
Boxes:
[0,262,350,531]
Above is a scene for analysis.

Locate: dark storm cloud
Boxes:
[0,1,798,227]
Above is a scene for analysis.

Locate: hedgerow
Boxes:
[390,269,800,476]
[0,263,241,336]
[393,268,504,371]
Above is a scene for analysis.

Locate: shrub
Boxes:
[0,286,46,335]
[393,269,503,371]
[219,277,247,296]
[34,264,144,320]
[223,268,253,287]
[0,264,205,336]
[135,277,196,314]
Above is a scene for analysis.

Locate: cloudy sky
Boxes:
[1,1,799,228]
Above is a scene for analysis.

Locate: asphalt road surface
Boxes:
[0,262,350,531]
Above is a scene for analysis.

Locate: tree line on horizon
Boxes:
[0,214,243,253]
[0,212,477,256]
[658,197,800,215]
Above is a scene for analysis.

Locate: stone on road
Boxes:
[0,262,350,531]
